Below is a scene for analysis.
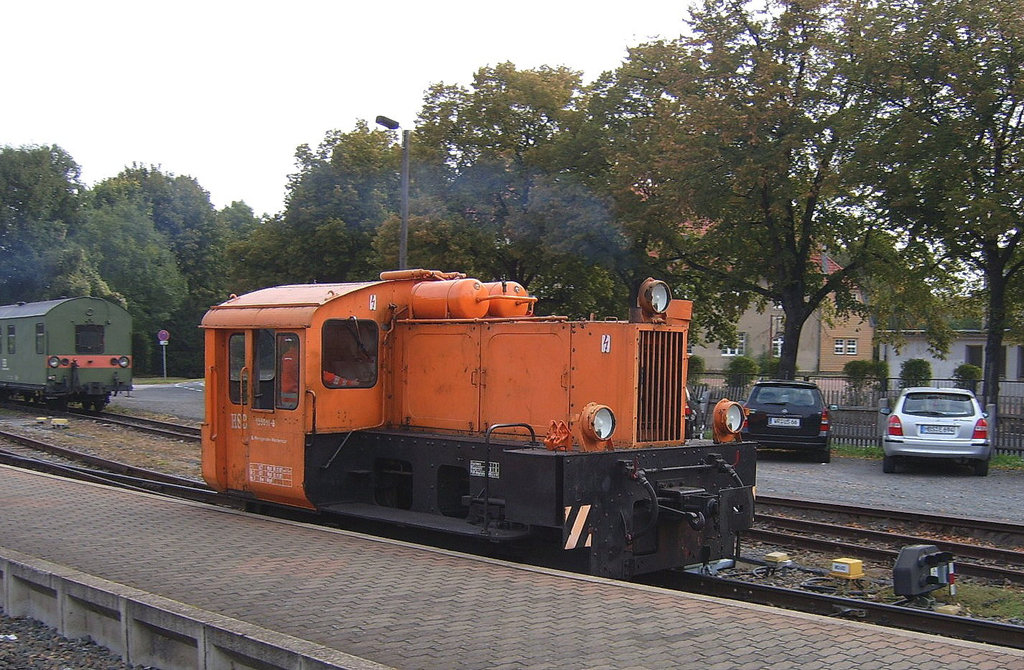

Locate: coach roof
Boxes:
[0,297,118,320]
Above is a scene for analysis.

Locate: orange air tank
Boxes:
[411,278,490,319]
[482,281,533,317]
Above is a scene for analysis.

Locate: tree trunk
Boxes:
[777,300,811,381]
[982,270,1007,408]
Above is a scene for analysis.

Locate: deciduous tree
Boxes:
[863,0,1024,405]
[591,0,912,378]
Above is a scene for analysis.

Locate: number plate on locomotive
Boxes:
[470,460,500,478]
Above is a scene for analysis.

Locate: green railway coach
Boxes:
[0,297,132,410]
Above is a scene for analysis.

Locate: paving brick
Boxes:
[1,466,1024,670]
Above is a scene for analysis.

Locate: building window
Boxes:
[772,335,783,358]
[834,338,858,355]
[966,344,983,369]
[721,333,747,357]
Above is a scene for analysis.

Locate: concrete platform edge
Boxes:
[0,546,392,670]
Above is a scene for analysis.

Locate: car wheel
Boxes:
[817,449,831,464]
[973,459,990,477]
[882,455,896,474]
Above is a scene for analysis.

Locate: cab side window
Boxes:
[228,333,245,405]
[35,323,45,354]
[322,319,378,388]
[7,325,15,354]
[276,333,300,410]
[253,329,276,410]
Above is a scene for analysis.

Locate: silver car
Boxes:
[880,387,991,476]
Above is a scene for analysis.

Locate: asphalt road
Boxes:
[108,380,206,422]
[755,452,1024,524]
[112,381,1024,524]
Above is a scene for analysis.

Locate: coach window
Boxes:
[76,324,105,354]
[276,333,299,410]
[36,323,45,354]
[253,329,276,410]
[322,319,378,388]
[228,333,245,405]
[7,325,14,354]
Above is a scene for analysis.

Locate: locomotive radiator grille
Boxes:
[636,330,685,443]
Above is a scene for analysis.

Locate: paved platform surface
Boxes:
[2,465,1022,670]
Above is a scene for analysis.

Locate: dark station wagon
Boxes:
[742,380,835,463]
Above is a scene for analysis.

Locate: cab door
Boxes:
[208,328,312,508]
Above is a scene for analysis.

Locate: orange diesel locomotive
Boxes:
[201,269,755,579]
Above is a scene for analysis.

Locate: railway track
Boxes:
[69,408,201,441]
[655,570,1024,651]
[3,426,1023,651]
[0,428,214,501]
[671,495,1024,649]
[756,495,1024,546]
[1,399,201,441]
[748,518,1024,584]
[751,496,1024,583]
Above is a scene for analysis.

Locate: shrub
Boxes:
[843,359,889,406]
[687,354,705,383]
[725,355,759,390]
[953,363,982,391]
[756,353,780,377]
[900,358,932,388]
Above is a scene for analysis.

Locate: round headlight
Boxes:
[638,278,672,316]
[592,406,616,440]
[117,356,130,368]
[48,356,60,368]
[579,402,616,446]
[712,399,746,443]
[725,403,745,432]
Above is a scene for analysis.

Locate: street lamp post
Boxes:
[375,115,410,270]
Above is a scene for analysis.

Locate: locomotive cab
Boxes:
[201,270,757,579]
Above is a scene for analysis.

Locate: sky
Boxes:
[2,1,691,217]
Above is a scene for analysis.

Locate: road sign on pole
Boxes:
[157,330,170,378]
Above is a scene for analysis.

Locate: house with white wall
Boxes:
[878,330,1024,381]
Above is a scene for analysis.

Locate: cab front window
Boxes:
[76,325,104,354]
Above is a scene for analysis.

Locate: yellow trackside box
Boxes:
[830,558,864,579]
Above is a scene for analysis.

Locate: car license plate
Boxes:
[769,417,801,427]
[920,425,956,435]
